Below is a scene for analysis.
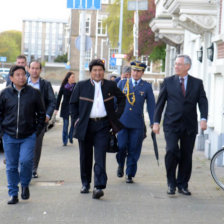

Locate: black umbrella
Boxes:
[151,131,159,166]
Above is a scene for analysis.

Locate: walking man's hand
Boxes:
[153,123,160,134]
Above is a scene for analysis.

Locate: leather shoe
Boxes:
[8,196,19,205]
[32,172,38,178]
[178,188,191,196]
[92,188,104,199]
[117,166,124,178]
[167,186,176,195]
[69,139,73,144]
[126,176,133,183]
[21,186,30,200]
[80,185,90,194]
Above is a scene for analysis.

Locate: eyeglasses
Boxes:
[174,63,185,66]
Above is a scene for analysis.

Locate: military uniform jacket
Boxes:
[69,79,126,141]
[118,78,155,129]
[153,75,208,134]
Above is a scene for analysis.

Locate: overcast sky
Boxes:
[0,0,70,32]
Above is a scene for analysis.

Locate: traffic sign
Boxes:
[0,56,7,62]
[75,36,92,51]
[109,58,116,66]
[128,0,148,11]
[112,54,127,59]
[67,0,101,10]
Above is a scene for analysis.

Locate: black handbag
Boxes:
[107,130,118,153]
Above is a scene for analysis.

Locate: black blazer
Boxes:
[70,79,126,140]
[154,75,208,134]
[56,84,76,119]
[39,78,56,118]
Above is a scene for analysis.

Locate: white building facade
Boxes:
[150,0,224,158]
[22,19,69,63]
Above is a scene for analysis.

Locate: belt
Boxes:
[89,116,108,122]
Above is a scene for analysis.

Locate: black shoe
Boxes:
[80,185,90,194]
[8,196,19,205]
[117,166,124,178]
[178,188,191,196]
[32,172,38,178]
[69,139,73,144]
[92,188,104,199]
[126,176,133,184]
[167,186,176,195]
[21,186,30,200]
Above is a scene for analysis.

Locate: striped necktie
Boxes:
[180,78,185,96]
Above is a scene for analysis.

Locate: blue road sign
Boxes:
[109,57,116,67]
[75,36,92,51]
[67,0,101,10]
[0,56,7,62]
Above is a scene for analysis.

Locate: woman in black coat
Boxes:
[56,72,76,146]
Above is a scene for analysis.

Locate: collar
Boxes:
[90,79,104,86]
[178,74,188,81]
[131,78,141,85]
[28,76,40,84]
[13,83,26,92]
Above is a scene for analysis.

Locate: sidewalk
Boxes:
[0,119,224,224]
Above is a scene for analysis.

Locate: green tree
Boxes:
[54,53,68,63]
[0,30,21,62]
[104,0,165,62]
[103,0,133,52]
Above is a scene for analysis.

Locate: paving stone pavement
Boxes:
[0,119,224,224]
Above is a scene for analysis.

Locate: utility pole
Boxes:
[118,0,124,75]
[133,0,139,60]
[128,0,148,60]
[79,10,86,80]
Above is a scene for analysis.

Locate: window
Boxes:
[79,14,91,35]
[85,49,92,70]
[97,15,107,36]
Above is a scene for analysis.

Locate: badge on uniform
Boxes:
[139,91,144,96]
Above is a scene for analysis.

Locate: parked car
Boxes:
[0,68,10,80]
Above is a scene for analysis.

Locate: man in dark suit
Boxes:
[153,55,208,196]
[70,59,126,199]
[27,60,56,178]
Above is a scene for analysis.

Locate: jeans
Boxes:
[63,118,74,145]
[3,133,36,197]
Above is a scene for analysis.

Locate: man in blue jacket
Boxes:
[116,61,155,183]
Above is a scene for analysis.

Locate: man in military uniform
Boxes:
[116,61,155,183]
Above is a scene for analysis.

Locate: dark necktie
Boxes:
[180,78,185,96]
[134,81,138,87]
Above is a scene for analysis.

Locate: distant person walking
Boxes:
[0,65,45,204]
[55,72,76,146]
[6,55,30,86]
[27,60,56,178]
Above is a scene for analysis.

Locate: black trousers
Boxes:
[33,127,45,173]
[164,130,196,189]
[78,119,110,189]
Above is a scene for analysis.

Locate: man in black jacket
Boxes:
[153,55,208,196]
[27,61,56,178]
[70,59,126,199]
[0,65,45,204]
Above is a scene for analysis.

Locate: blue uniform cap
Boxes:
[130,61,147,71]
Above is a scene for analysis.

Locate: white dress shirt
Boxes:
[89,80,107,118]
